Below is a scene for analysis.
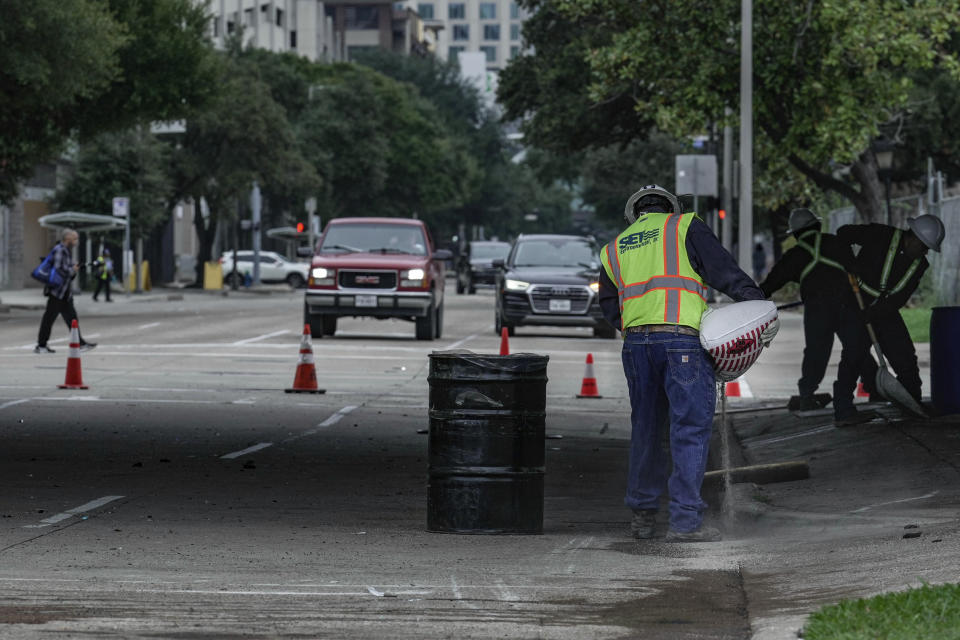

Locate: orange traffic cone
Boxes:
[725,380,741,397]
[856,382,870,398]
[499,327,510,356]
[576,353,602,398]
[285,324,325,394]
[58,319,88,390]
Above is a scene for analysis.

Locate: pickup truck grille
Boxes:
[339,270,397,289]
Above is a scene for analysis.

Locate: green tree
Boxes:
[55,128,172,239]
[296,64,474,224]
[169,47,319,284]
[0,0,217,205]
[534,0,960,224]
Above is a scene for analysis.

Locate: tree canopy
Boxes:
[0,0,216,205]
[501,0,960,223]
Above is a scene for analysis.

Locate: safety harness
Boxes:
[796,230,846,283]
[857,229,920,299]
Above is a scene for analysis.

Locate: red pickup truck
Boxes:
[303,217,451,340]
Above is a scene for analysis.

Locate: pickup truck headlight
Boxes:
[589,281,600,293]
[505,279,530,292]
[310,267,335,286]
[401,268,427,288]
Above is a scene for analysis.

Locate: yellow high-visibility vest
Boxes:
[600,212,707,331]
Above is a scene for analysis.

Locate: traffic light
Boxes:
[296,221,305,233]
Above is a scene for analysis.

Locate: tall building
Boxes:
[208,1,435,62]
[413,0,528,70]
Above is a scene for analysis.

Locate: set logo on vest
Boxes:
[619,229,660,254]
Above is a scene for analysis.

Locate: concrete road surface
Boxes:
[0,287,955,639]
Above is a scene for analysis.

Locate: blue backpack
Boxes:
[31,248,65,289]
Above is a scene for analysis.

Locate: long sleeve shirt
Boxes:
[836,223,928,317]
[49,242,76,300]
[599,217,764,329]
[759,232,855,304]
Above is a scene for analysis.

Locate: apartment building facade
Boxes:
[414,0,527,70]
[208,0,435,62]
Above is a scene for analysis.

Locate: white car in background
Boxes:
[220,250,309,288]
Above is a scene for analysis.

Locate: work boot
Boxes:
[630,510,657,539]
[834,408,879,427]
[788,395,821,411]
[665,525,722,543]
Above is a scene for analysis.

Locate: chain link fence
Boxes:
[828,195,959,306]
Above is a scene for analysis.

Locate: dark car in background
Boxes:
[494,234,617,338]
[456,240,511,294]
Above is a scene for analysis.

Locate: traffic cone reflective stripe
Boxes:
[499,327,510,356]
[577,353,602,398]
[58,319,88,390]
[285,324,325,394]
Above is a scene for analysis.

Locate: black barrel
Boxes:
[427,352,549,534]
[931,306,960,415]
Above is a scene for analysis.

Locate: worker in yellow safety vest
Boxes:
[598,185,777,542]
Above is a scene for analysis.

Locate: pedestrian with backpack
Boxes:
[33,228,97,354]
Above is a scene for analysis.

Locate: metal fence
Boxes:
[828,195,960,306]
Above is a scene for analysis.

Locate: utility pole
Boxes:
[722,108,734,254]
[738,0,754,272]
[251,181,262,285]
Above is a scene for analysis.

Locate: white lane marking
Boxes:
[137,322,162,330]
[232,329,291,345]
[220,442,273,459]
[450,575,463,600]
[35,397,220,406]
[25,495,124,528]
[14,333,101,350]
[446,332,479,350]
[851,491,939,513]
[319,405,357,427]
[366,586,385,597]
[140,589,432,597]
[746,424,835,448]
[0,399,30,410]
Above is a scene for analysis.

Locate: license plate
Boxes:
[356,295,377,307]
[549,299,572,312]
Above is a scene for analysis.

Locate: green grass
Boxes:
[803,583,960,640]
[900,307,931,343]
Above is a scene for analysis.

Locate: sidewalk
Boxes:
[716,401,960,639]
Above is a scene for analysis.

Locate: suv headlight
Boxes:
[589,281,600,293]
[401,268,427,288]
[310,267,335,286]
[505,279,530,292]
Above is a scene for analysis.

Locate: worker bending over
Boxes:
[837,215,944,407]
[598,185,777,542]
[759,208,876,425]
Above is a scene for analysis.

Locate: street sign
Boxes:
[112,197,129,218]
[675,155,718,196]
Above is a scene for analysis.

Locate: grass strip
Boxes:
[900,307,931,343]
[803,582,960,639]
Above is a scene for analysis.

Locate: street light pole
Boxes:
[738,0,753,272]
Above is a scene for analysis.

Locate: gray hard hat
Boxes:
[786,208,822,235]
[623,184,681,224]
[907,214,945,252]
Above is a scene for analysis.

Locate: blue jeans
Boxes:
[621,329,716,532]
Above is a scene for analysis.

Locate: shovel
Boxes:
[848,274,928,419]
